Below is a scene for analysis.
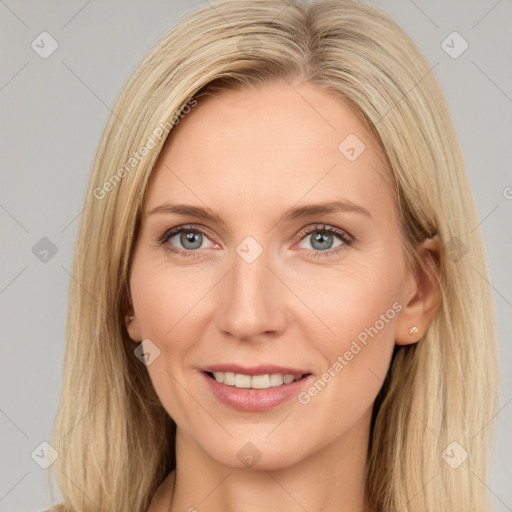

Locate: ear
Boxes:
[395,235,441,346]
[120,285,142,343]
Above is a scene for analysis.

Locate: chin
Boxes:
[200,434,310,472]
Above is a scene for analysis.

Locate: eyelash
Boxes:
[157,223,354,260]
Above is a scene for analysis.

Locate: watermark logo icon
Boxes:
[441,441,468,469]
[236,236,263,264]
[444,236,468,262]
[31,32,59,59]
[31,441,59,469]
[237,36,262,57]
[441,32,468,59]
[236,442,262,468]
[339,134,366,161]
[134,339,161,366]
[32,237,58,263]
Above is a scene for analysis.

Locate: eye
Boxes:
[295,224,353,258]
[158,225,216,257]
[157,223,354,259]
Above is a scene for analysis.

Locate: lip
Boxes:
[201,364,310,377]
[201,370,313,412]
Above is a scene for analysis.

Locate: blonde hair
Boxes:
[46,0,499,511]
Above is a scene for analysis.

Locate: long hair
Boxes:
[47,1,499,510]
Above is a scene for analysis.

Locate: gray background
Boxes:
[1,0,511,510]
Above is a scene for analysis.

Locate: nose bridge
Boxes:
[215,236,286,339]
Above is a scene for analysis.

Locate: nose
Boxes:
[215,243,288,342]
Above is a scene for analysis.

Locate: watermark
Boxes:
[236,442,262,468]
[503,186,512,200]
[32,236,58,263]
[441,31,468,59]
[31,31,59,59]
[298,300,402,405]
[338,133,366,161]
[134,338,161,366]
[237,35,262,57]
[93,96,198,200]
[441,441,468,469]
[444,236,468,263]
[236,236,264,263]
[31,441,59,469]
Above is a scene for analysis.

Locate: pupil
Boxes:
[181,231,201,249]
[312,232,332,250]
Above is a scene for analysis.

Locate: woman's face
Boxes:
[127,80,420,470]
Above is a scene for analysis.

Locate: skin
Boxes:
[125,80,440,512]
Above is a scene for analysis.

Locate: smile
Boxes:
[208,371,305,389]
[202,370,312,412]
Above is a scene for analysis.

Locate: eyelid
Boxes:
[295,223,353,244]
[158,223,354,258]
[157,224,219,257]
[158,224,216,244]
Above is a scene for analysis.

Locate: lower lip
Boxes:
[202,372,312,412]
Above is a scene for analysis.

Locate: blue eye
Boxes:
[158,223,354,259]
[295,224,353,259]
[158,225,214,257]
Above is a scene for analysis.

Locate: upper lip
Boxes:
[201,364,311,377]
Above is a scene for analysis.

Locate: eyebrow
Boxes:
[147,199,372,224]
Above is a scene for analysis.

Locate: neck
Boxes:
[164,408,373,512]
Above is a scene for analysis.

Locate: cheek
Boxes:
[293,256,402,414]
[129,257,221,417]
[129,262,205,430]
[295,253,403,349]
[131,256,210,345]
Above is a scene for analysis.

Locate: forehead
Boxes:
[166,81,379,156]
[143,81,393,222]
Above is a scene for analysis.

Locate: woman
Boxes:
[47,0,499,511]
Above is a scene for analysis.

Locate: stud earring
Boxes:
[409,326,418,335]
[128,315,134,323]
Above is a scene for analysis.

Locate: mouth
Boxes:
[201,368,314,411]
[203,371,311,389]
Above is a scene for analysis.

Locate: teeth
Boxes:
[235,373,251,388]
[251,374,270,389]
[223,372,235,385]
[211,372,304,389]
[269,373,283,386]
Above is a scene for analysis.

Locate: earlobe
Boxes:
[125,313,142,342]
[121,286,142,342]
[395,235,441,346]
